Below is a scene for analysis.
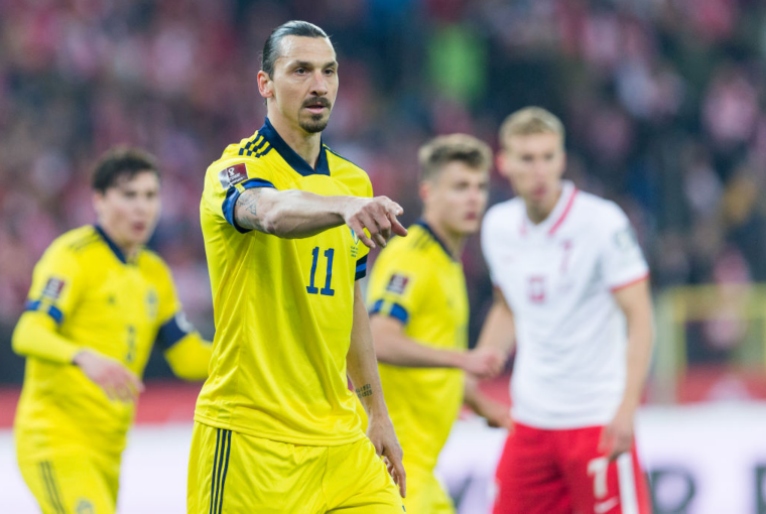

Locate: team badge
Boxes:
[218,163,248,188]
[41,277,65,300]
[386,274,410,295]
[75,499,94,514]
[146,289,158,319]
[349,227,360,258]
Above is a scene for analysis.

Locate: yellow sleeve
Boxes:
[12,243,85,363]
[202,159,278,233]
[366,246,427,326]
[163,333,212,381]
[152,259,212,380]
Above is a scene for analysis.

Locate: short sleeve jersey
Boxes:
[195,118,372,445]
[481,181,649,428]
[14,225,192,456]
[367,222,469,472]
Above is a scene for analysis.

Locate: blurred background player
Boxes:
[188,21,407,513]
[367,133,510,513]
[12,147,212,514]
[479,107,654,514]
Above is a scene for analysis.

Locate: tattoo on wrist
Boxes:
[356,384,373,398]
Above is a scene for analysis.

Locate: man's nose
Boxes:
[310,70,328,96]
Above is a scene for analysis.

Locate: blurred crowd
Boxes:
[1,0,766,377]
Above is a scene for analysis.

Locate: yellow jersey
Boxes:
[14,225,207,458]
[195,118,371,446]
[367,221,469,472]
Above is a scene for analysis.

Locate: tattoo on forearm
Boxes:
[356,384,373,398]
[235,191,266,232]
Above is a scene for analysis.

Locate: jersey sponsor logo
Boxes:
[41,277,65,300]
[218,163,248,188]
[386,274,410,295]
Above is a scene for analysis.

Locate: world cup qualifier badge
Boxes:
[386,274,410,295]
[218,163,248,188]
[41,277,66,300]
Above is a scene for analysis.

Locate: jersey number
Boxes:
[126,325,136,364]
[306,247,335,296]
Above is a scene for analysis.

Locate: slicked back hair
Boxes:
[499,107,565,150]
[91,147,159,193]
[418,134,492,182]
[261,21,330,78]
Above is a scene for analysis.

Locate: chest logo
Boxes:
[218,163,248,189]
[527,276,546,304]
[146,290,158,319]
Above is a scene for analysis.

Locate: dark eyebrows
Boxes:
[289,60,337,70]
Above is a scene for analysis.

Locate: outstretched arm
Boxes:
[234,188,407,248]
[347,282,406,497]
[164,333,213,381]
[371,315,505,377]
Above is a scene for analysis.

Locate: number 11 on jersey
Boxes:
[306,247,335,296]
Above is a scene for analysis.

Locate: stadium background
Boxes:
[1,0,766,512]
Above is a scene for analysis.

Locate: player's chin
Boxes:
[300,114,330,134]
[459,218,481,235]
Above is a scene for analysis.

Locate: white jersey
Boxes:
[482,181,648,429]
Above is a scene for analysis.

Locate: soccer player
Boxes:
[367,134,510,514]
[188,21,407,513]
[12,147,213,514]
[480,107,654,514]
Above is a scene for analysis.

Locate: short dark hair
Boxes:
[418,134,492,182]
[91,147,159,193]
[261,20,329,77]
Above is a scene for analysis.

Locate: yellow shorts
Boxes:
[404,466,455,514]
[17,448,120,514]
[187,421,405,514]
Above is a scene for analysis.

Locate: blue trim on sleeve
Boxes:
[368,299,409,325]
[389,304,409,324]
[221,178,276,234]
[25,300,64,324]
[355,255,368,281]
[155,314,190,350]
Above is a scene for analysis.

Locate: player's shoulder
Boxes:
[205,129,276,185]
[137,248,172,278]
[377,224,436,264]
[483,198,525,233]
[48,225,101,256]
[572,190,629,230]
[324,145,371,195]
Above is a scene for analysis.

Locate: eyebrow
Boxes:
[290,60,338,69]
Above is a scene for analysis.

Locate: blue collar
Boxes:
[94,225,128,264]
[260,118,330,176]
[414,220,455,261]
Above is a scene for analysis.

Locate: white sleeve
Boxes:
[599,204,649,290]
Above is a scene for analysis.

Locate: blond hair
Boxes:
[499,107,565,149]
[418,133,492,182]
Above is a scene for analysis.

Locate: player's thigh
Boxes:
[187,422,326,514]
[18,453,116,514]
[561,427,652,514]
[403,468,455,514]
[493,424,571,514]
[325,438,405,513]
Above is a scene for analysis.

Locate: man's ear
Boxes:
[257,70,273,100]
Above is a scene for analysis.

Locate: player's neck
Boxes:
[267,115,322,168]
[97,224,140,261]
[421,215,465,260]
[526,183,563,224]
